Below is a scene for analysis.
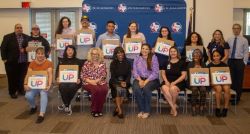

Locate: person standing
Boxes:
[227,23,249,104]
[1,23,29,98]
[76,16,96,59]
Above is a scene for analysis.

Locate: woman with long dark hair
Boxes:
[109,47,131,118]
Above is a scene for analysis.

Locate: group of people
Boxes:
[1,15,249,123]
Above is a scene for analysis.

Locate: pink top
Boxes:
[81,61,107,85]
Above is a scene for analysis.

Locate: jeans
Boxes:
[133,79,160,113]
[25,89,48,113]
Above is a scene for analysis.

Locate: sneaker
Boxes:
[75,94,81,102]
[29,106,37,115]
[58,104,65,111]
[93,113,99,117]
[64,105,72,115]
[141,113,150,119]
[137,112,143,118]
[36,116,44,124]
[98,112,103,117]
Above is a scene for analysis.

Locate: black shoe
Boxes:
[98,112,103,117]
[75,94,81,102]
[200,109,205,116]
[118,113,124,119]
[221,108,228,117]
[92,112,99,117]
[113,110,118,117]
[215,108,221,117]
[29,106,37,115]
[36,116,44,124]
[18,91,25,96]
[192,109,197,116]
[10,94,18,99]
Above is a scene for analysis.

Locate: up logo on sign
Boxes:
[77,34,93,45]
[155,42,171,56]
[82,3,91,13]
[56,39,73,50]
[118,3,127,13]
[59,70,78,83]
[212,71,231,85]
[190,72,209,86]
[28,76,47,89]
[125,42,141,54]
[103,44,117,56]
[150,22,161,33]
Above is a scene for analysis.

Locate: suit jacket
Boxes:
[1,32,29,63]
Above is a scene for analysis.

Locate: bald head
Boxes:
[14,23,23,35]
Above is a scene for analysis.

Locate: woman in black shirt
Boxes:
[109,47,131,118]
[56,45,83,115]
[208,50,230,117]
[207,30,230,63]
[160,46,187,117]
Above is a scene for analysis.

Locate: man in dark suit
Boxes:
[1,23,29,99]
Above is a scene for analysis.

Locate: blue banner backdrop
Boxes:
[82,0,186,51]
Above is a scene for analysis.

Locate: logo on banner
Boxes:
[89,22,97,31]
[114,23,118,32]
[171,22,182,33]
[150,22,161,33]
[82,3,91,13]
[118,3,127,13]
[154,4,164,12]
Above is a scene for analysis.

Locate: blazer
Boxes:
[1,32,29,63]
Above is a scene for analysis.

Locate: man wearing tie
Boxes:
[228,23,249,105]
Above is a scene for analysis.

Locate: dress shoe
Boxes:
[215,108,221,117]
[36,116,44,124]
[113,110,118,117]
[118,113,124,119]
[10,94,17,99]
[18,91,25,96]
[221,108,228,117]
[29,106,37,115]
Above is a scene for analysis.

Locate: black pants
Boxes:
[59,83,79,107]
[5,62,28,95]
[228,59,245,101]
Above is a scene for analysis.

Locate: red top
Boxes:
[81,61,107,85]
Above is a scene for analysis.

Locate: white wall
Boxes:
[234,0,250,8]
[0,9,30,74]
[0,0,82,8]
[196,0,234,46]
